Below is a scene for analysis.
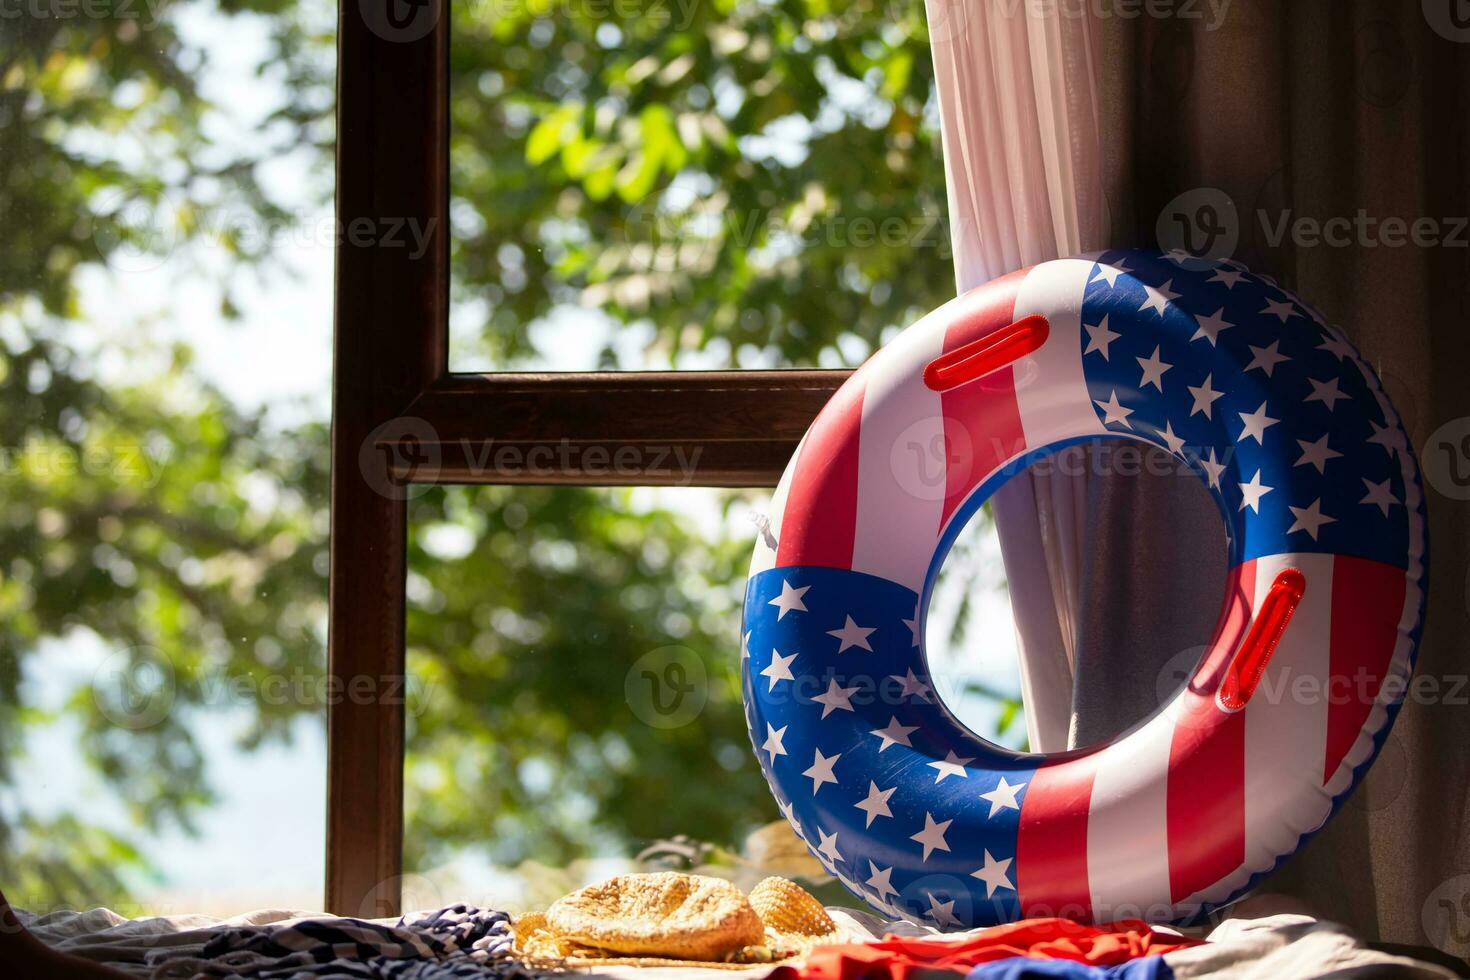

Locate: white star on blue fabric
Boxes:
[870,716,919,752]
[1190,308,1234,346]
[812,677,859,719]
[768,580,810,619]
[1305,376,1348,411]
[1245,340,1290,377]
[1208,267,1244,289]
[1262,297,1300,322]
[1239,470,1274,513]
[816,826,845,866]
[802,748,840,794]
[866,861,899,903]
[891,668,933,702]
[910,812,953,861]
[1136,345,1173,391]
[926,893,961,929]
[777,797,802,839]
[854,781,897,828]
[1368,421,1403,457]
[1288,498,1335,540]
[1094,390,1135,428]
[1158,421,1187,456]
[1317,333,1355,361]
[827,615,876,653]
[1188,374,1224,419]
[979,775,1026,818]
[1295,434,1341,474]
[1090,260,1132,287]
[927,750,973,783]
[1138,279,1179,316]
[1200,448,1226,489]
[762,723,788,762]
[1361,478,1400,516]
[1084,315,1121,360]
[761,649,797,691]
[971,850,1015,898]
[1236,401,1280,445]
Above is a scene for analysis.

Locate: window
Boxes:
[328,1,1039,917]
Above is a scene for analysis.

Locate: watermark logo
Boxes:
[1155,645,1207,712]
[92,645,176,730]
[1423,0,1470,43]
[359,416,441,500]
[91,190,182,274]
[1423,873,1470,954]
[354,873,446,919]
[1156,186,1470,259]
[616,200,720,277]
[1155,187,1240,268]
[1356,19,1412,107]
[894,872,974,930]
[625,646,708,729]
[1423,417,1470,501]
[889,416,970,503]
[359,0,440,42]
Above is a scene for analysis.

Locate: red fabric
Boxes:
[770,919,1204,980]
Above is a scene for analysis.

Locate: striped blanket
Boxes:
[150,904,538,979]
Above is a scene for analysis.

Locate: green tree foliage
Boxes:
[1,0,333,904]
[1,0,1017,908]
[450,0,952,368]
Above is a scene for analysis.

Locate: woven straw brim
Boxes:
[514,911,790,969]
[513,877,847,970]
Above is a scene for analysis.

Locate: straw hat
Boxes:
[514,872,845,968]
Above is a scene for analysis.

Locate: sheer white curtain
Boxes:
[924,0,1107,751]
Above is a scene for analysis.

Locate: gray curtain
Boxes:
[1052,0,1470,954]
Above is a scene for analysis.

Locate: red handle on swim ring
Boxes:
[1218,567,1307,713]
[923,315,1050,391]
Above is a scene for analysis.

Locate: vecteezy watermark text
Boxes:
[1259,209,1470,250]
[457,439,704,484]
[359,418,708,499]
[0,442,164,487]
[0,0,168,26]
[93,192,437,273]
[994,0,1233,31]
[1159,186,1470,260]
[93,647,436,730]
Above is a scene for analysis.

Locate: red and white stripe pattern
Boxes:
[748,258,1106,595]
[1014,549,1419,919]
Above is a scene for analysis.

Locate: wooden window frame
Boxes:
[327,2,848,915]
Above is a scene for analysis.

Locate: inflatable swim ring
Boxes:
[741,249,1426,928]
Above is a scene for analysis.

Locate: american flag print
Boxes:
[741,250,1426,929]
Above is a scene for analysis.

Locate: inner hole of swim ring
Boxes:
[922,438,1229,755]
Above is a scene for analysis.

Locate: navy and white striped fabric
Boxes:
[151,905,535,979]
